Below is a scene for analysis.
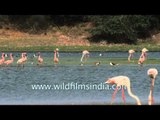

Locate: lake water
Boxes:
[0,52,160,105]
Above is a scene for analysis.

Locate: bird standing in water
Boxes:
[17,52,27,67]
[4,53,14,65]
[110,62,119,66]
[54,48,59,64]
[105,76,141,105]
[147,68,158,105]
[0,53,5,65]
[128,49,135,63]
[138,48,148,67]
[37,52,43,65]
[80,50,89,66]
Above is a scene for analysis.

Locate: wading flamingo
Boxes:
[54,48,59,64]
[128,49,135,63]
[105,76,141,105]
[17,52,27,67]
[4,53,14,65]
[0,53,5,65]
[147,68,158,105]
[37,52,43,65]
[138,48,148,67]
[80,50,89,65]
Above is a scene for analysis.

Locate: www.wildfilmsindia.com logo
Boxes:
[31,82,127,91]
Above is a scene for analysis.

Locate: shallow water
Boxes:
[0,52,160,105]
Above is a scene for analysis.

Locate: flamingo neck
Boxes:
[54,52,57,59]
[10,55,14,61]
[128,54,131,61]
[81,54,85,62]
[126,85,141,105]
[148,78,155,105]
[2,55,4,59]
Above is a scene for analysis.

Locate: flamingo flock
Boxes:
[0,47,159,105]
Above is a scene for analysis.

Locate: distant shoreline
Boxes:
[0,44,160,52]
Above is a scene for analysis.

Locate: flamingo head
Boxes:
[22,52,27,56]
[129,49,135,54]
[147,68,158,79]
[142,48,148,52]
[105,78,115,84]
[2,53,5,56]
[37,52,41,56]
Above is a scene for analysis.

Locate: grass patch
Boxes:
[0,44,160,52]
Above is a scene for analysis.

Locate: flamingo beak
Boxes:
[105,81,109,84]
[149,74,154,79]
[105,79,110,84]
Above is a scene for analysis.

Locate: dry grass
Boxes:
[0,22,92,47]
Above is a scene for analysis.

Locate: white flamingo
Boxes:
[105,76,141,105]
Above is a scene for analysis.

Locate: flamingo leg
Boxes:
[111,86,119,105]
[152,96,154,105]
[121,86,126,104]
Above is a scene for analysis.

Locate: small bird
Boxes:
[94,61,101,66]
[110,62,119,66]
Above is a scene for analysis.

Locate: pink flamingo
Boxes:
[54,48,59,64]
[4,53,14,65]
[0,53,5,65]
[105,76,141,105]
[37,52,43,64]
[80,50,89,65]
[128,49,135,63]
[138,48,148,66]
[147,68,158,105]
[17,52,27,66]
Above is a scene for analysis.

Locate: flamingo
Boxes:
[105,76,141,105]
[0,53,5,65]
[4,53,14,65]
[138,48,148,66]
[128,49,135,63]
[37,52,43,65]
[147,68,158,105]
[17,52,27,66]
[80,50,89,65]
[54,48,59,64]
